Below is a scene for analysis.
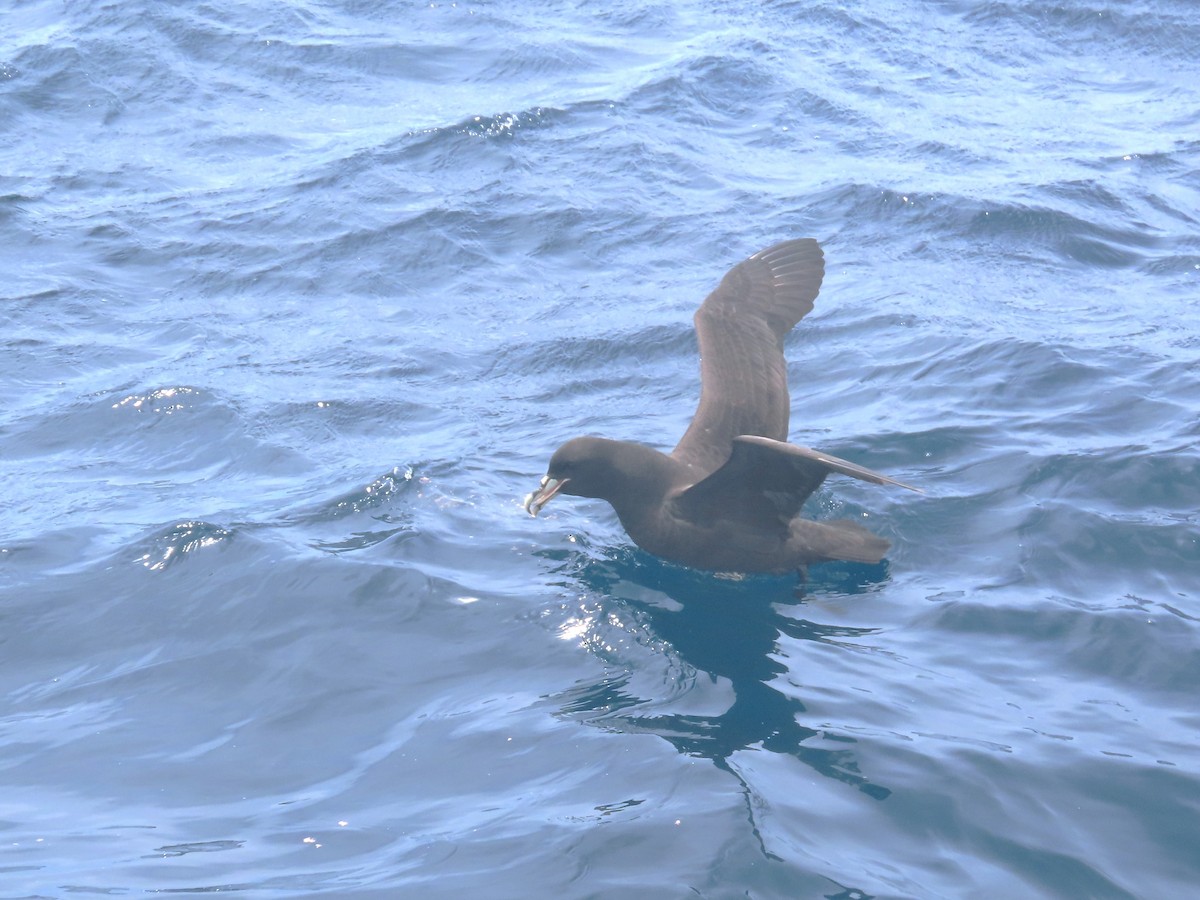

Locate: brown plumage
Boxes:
[524,238,919,574]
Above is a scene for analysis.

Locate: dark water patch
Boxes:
[967,202,1154,268]
[489,324,691,386]
[876,336,1193,452]
[978,1,1200,69]
[776,84,873,132]
[150,839,244,858]
[6,385,230,461]
[1017,503,1199,600]
[921,598,1197,699]
[544,556,898,803]
[264,465,423,557]
[453,107,564,139]
[1022,449,1200,520]
[1142,252,1200,278]
[817,182,1161,271]
[627,48,778,127]
[134,520,235,572]
[4,42,118,120]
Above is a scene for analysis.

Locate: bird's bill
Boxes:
[523,475,568,517]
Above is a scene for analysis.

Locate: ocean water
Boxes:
[2,0,1198,896]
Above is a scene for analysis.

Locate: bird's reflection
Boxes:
[545,544,893,809]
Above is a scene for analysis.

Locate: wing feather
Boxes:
[671,435,921,530]
[671,239,824,477]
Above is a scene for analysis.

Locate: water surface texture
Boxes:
[3,1,1199,896]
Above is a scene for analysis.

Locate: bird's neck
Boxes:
[603,442,687,520]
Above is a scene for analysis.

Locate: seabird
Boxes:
[524,238,919,574]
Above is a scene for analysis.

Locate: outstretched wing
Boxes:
[671,238,825,478]
[671,435,921,529]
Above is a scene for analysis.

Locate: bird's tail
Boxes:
[793,518,890,564]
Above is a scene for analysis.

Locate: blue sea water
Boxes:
[2,0,1199,896]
